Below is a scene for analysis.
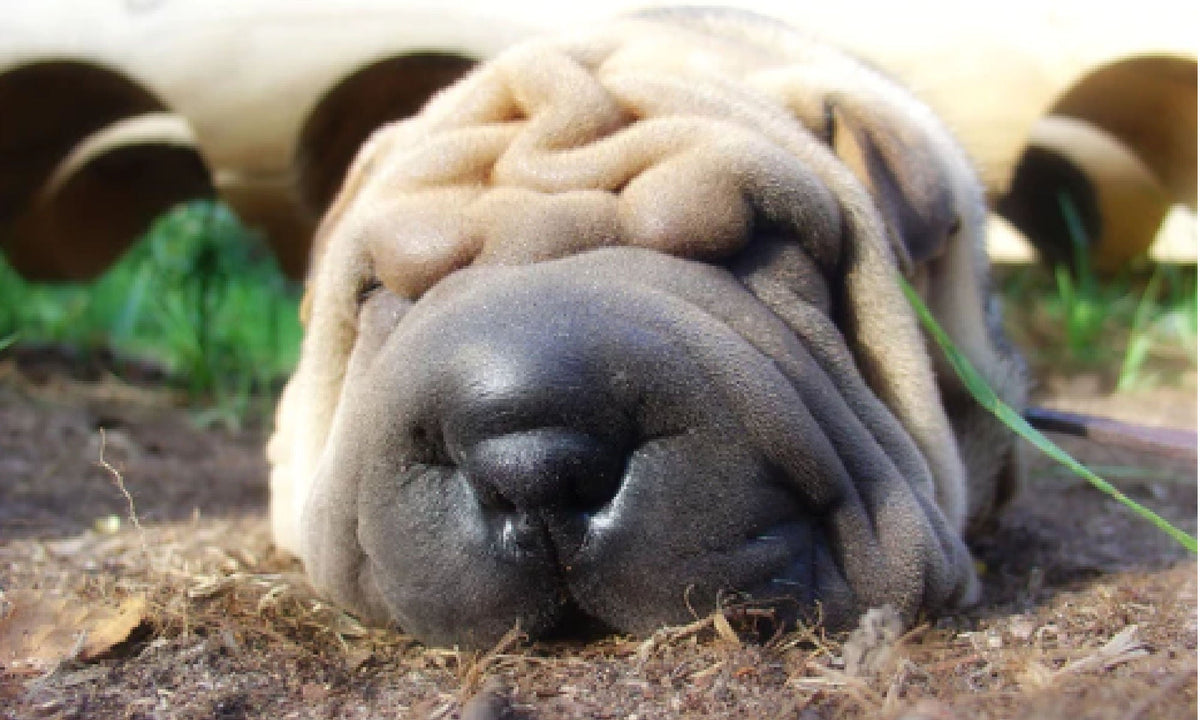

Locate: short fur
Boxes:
[268,8,1026,647]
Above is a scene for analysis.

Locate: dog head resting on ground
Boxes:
[267,8,1027,648]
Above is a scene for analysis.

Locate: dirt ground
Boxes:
[0,352,1195,720]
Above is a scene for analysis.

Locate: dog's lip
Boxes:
[347,248,872,639]
[395,428,804,566]
[478,505,826,629]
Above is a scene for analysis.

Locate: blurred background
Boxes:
[0,0,1194,422]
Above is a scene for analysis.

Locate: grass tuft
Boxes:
[999,194,1197,389]
[0,200,302,422]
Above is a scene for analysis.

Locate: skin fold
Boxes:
[268,8,1027,648]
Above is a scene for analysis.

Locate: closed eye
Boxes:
[356,277,383,308]
[822,98,837,146]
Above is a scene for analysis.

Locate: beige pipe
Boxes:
[999,116,1174,273]
[5,113,213,280]
[0,1,1194,278]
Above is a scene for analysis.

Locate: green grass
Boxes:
[1000,262,1197,385]
[999,194,1197,390]
[0,200,302,422]
[903,277,1197,553]
[953,192,1196,551]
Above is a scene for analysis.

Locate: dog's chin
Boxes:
[295,248,973,648]
[353,421,851,648]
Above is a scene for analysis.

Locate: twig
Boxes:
[1024,406,1197,462]
[636,615,717,664]
[96,428,150,562]
[458,623,528,698]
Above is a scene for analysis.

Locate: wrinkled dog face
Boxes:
[269,9,1026,647]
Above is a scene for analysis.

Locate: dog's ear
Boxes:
[828,99,961,272]
[817,90,1029,532]
[831,94,1032,531]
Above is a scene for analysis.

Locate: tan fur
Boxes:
[269,9,1025,613]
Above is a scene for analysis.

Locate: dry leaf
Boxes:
[0,589,147,674]
[1055,625,1148,678]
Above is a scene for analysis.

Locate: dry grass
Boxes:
[0,362,1195,719]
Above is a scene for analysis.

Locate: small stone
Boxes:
[1009,617,1036,642]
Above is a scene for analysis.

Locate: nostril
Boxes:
[409,423,451,465]
[471,479,517,514]
[461,428,626,514]
[502,512,548,552]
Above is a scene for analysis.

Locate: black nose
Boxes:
[461,428,626,514]
[425,288,645,560]
[452,428,627,561]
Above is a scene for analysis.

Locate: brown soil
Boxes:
[0,356,1195,720]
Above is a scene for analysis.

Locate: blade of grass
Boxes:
[900,277,1196,553]
[1059,190,1096,297]
[1118,266,1165,391]
[1048,465,1189,484]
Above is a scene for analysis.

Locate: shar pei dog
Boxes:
[268,8,1027,647]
